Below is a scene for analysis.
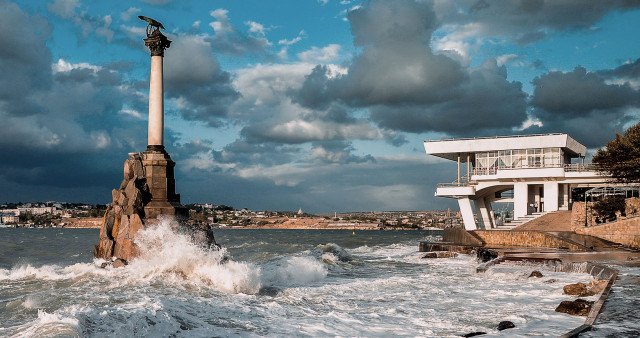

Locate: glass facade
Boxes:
[475,148,563,174]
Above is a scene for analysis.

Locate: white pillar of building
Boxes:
[514,182,528,220]
[148,55,164,146]
[458,197,477,230]
[543,181,559,212]
[474,197,493,229]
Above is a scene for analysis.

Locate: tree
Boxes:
[593,122,640,183]
[592,195,626,223]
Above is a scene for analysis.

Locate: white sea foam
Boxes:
[122,219,262,294]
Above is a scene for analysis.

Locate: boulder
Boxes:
[462,332,486,337]
[563,281,604,297]
[555,299,593,316]
[529,270,543,278]
[422,252,438,259]
[496,321,515,331]
[112,258,128,269]
[544,279,558,284]
[437,251,458,258]
[477,248,498,262]
[563,282,588,295]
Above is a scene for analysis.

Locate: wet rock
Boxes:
[529,270,543,278]
[437,251,458,258]
[555,299,593,316]
[544,279,558,284]
[423,251,459,259]
[496,321,515,331]
[462,332,486,337]
[112,258,128,269]
[563,282,588,295]
[563,282,603,297]
[100,262,108,268]
[476,248,498,262]
[258,286,281,297]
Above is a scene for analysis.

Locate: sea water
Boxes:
[0,221,623,337]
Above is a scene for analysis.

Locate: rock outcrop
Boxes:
[94,153,150,262]
[94,153,220,265]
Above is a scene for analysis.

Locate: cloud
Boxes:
[139,0,173,5]
[290,0,528,136]
[120,7,141,21]
[163,34,240,126]
[205,8,271,56]
[297,44,341,63]
[0,0,52,116]
[528,64,640,147]
[434,0,640,45]
[47,0,114,42]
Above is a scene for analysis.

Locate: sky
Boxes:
[2,0,640,213]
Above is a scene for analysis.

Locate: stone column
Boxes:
[141,26,187,219]
[148,55,164,147]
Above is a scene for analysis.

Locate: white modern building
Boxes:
[424,133,607,230]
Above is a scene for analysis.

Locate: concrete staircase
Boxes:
[494,212,548,230]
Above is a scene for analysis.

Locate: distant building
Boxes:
[424,133,607,230]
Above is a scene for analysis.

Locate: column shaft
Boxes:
[148,55,164,146]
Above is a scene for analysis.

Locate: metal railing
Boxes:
[437,174,471,188]
[436,163,598,187]
[564,163,597,172]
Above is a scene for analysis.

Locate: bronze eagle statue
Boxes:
[138,16,165,30]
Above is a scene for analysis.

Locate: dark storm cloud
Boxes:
[532,66,637,116]
[0,1,152,195]
[163,34,240,127]
[529,65,640,148]
[291,0,528,136]
[369,59,527,135]
[437,0,640,44]
[0,0,52,116]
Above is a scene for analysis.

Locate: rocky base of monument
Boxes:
[94,153,219,264]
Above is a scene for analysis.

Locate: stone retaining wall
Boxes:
[575,216,640,249]
[472,230,589,251]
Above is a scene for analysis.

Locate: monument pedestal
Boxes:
[142,145,187,219]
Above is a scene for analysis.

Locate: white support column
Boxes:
[148,55,164,146]
[543,181,559,212]
[458,197,477,230]
[514,182,528,220]
[457,154,461,185]
[474,197,493,229]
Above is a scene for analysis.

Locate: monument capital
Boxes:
[139,15,171,57]
[144,33,171,57]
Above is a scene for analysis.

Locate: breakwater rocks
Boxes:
[94,153,218,264]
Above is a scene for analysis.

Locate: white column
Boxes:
[543,181,559,212]
[514,182,528,220]
[148,55,164,146]
[474,197,493,229]
[458,197,477,230]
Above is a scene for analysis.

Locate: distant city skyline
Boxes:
[1,0,640,213]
